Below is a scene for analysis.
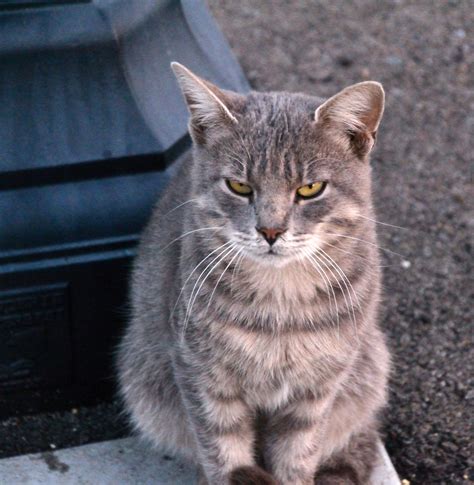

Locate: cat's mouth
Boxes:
[240,242,295,265]
[262,247,285,258]
[241,245,299,268]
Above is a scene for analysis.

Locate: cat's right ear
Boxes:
[171,62,243,145]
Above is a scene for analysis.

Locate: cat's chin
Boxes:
[247,250,298,268]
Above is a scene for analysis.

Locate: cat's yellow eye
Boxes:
[226,180,253,196]
[296,181,326,199]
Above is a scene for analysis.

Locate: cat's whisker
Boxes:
[221,134,251,175]
[205,208,227,219]
[295,252,318,332]
[158,226,223,255]
[292,235,314,243]
[181,244,234,332]
[235,131,253,166]
[305,156,343,170]
[170,240,234,321]
[183,243,236,327]
[301,248,340,338]
[308,249,348,340]
[283,245,303,251]
[357,214,408,231]
[205,247,244,315]
[181,252,234,338]
[183,243,237,334]
[222,145,247,163]
[163,198,200,217]
[231,250,246,297]
[314,248,360,343]
[316,247,361,312]
[326,232,405,258]
[235,233,255,242]
[313,249,354,310]
[322,241,391,270]
[323,241,370,263]
[224,152,246,174]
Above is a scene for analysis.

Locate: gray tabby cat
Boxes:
[118,62,390,485]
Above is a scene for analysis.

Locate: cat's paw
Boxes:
[314,469,359,485]
[315,478,356,485]
[229,465,279,485]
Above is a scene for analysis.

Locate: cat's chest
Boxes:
[222,262,327,328]
[214,324,346,409]
[241,261,319,307]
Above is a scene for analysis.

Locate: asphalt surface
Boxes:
[1,2,472,484]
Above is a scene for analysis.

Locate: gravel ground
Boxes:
[0,402,127,459]
[1,2,472,484]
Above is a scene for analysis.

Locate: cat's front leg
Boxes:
[263,394,333,485]
[174,359,275,484]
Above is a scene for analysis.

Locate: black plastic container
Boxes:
[0,0,249,417]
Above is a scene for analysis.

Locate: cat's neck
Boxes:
[238,256,321,304]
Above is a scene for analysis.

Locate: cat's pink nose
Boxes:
[256,226,287,246]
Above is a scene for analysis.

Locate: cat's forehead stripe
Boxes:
[236,93,320,182]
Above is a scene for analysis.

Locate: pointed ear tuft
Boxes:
[171,62,239,144]
[315,81,385,157]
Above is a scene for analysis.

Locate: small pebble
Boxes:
[441,441,458,452]
[49,444,56,449]
[465,389,474,400]
[401,260,411,269]
[360,67,370,79]
[386,55,403,66]
[401,479,411,485]
[71,408,78,415]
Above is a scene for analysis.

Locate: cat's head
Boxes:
[172,62,384,267]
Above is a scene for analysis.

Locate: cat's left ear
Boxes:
[315,81,384,158]
[171,62,243,145]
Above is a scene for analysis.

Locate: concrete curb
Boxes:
[0,437,399,484]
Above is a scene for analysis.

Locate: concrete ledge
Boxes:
[0,437,399,484]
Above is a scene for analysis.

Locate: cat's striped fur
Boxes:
[118,63,390,484]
